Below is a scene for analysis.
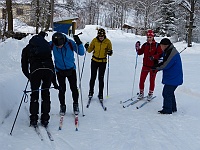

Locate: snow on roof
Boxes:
[53,16,78,23]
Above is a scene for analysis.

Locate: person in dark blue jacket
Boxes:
[153,38,183,114]
[50,32,85,115]
[21,31,58,127]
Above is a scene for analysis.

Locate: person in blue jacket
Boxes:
[153,38,183,114]
[50,32,85,115]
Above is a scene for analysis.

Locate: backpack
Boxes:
[29,35,52,61]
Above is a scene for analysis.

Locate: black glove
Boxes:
[149,56,154,61]
[107,50,113,56]
[73,35,82,45]
[84,42,89,49]
[151,66,157,71]
[151,66,158,73]
[135,41,140,51]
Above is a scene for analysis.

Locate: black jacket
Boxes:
[21,35,55,79]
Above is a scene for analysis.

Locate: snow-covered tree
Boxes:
[158,0,177,37]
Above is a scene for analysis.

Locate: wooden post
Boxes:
[72,21,76,35]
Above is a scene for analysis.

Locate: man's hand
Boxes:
[73,35,82,45]
[84,42,89,49]
[107,50,113,56]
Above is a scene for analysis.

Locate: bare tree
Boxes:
[179,0,198,47]
[6,0,13,35]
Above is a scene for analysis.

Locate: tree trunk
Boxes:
[6,0,13,34]
[187,0,195,47]
[35,0,40,34]
[50,0,54,30]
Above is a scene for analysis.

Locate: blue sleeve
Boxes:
[76,44,85,56]
[70,39,84,56]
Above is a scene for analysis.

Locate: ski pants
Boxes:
[139,66,157,93]
[89,60,107,96]
[56,69,79,106]
[30,69,54,122]
[162,84,178,113]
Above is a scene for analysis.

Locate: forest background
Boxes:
[0,0,200,46]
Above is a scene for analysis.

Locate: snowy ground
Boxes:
[0,25,200,150]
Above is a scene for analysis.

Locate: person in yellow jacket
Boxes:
[84,28,113,101]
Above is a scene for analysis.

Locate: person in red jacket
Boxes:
[136,29,162,100]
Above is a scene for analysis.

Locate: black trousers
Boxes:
[89,60,107,96]
[30,69,54,122]
[162,85,178,113]
[56,69,79,106]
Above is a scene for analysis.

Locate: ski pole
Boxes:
[74,33,85,117]
[80,51,87,81]
[131,53,138,98]
[179,47,187,54]
[10,80,29,135]
[106,56,110,98]
[24,87,55,93]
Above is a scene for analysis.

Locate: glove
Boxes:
[84,42,89,49]
[135,41,140,51]
[107,50,113,56]
[73,35,82,45]
[149,56,154,61]
[151,66,156,70]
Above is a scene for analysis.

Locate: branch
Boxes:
[178,0,192,13]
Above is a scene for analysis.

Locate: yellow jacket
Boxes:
[87,37,112,62]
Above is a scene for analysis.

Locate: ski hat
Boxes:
[52,32,66,46]
[97,28,106,36]
[160,38,172,45]
[147,29,154,37]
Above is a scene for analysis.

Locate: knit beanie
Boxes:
[160,38,172,45]
[147,29,154,37]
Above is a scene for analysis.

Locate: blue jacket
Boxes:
[156,44,183,86]
[50,36,84,71]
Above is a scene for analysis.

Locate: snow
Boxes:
[0,25,200,150]
[13,19,35,33]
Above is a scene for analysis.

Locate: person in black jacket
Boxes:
[21,31,58,127]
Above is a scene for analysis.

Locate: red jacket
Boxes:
[137,40,162,67]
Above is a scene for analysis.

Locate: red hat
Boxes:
[147,30,154,37]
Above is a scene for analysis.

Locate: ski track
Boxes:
[1,109,13,125]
